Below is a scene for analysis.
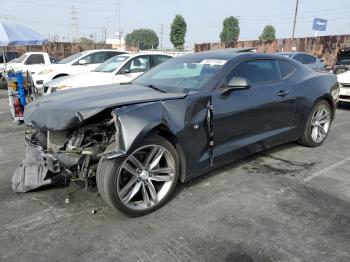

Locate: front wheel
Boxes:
[97,135,180,216]
[298,100,332,147]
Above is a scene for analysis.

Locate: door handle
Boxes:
[277,90,290,97]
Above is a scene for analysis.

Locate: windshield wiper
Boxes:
[144,84,167,93]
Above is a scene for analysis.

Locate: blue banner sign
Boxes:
[313,18,327,31]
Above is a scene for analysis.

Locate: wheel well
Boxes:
[320,97,335,119]
[53,74,69,79]
[148,125,187,183]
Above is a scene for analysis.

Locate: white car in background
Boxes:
[337,71,350,103]
[44,53,172,94]
[32,49,128,90]
[0,51,58,73]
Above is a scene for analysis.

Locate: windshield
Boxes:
[11,54,27,63]
[134,57,227,92]
[337,58,350,65]
[58,52,85,64]
[93,55,129,72]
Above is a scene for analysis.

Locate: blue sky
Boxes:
[1,0,350,48]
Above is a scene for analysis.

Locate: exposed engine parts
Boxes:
[12,118,115,192]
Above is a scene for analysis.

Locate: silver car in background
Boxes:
[278,52,325,71]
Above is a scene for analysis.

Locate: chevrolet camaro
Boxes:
[13,51,339,216]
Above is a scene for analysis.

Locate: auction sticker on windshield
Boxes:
[200,59,227,66]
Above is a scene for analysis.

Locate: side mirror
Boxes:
[78,59,87,65]
[219,77,251,95]
[119,68,130,74]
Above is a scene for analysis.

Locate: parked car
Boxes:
[336,71,350,103]
[332,47,350,75]
[0,51,18,64]
[278,52,325,71]
[32,49,129,90]
[43,53,172,94]
[0,51,19,89]
[0,52,57,74]
[14,51,338,216]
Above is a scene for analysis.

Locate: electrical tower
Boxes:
[115,0,123,47]
[71,5,79,42]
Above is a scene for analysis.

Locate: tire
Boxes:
[298,100,332,147]
[97,135,180,216]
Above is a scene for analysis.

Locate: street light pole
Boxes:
[292,0,299,38]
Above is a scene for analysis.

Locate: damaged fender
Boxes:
[107,94,213,181]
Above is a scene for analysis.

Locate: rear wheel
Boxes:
[97,135,180,216]
[298,100,332,147]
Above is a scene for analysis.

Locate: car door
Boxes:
[212,59,296,164]
[113,55,151,83]
[21,54,45,71]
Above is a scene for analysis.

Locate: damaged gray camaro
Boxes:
[13,51,338,216]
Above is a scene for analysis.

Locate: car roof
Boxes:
[83,49,132,54]
[278,51,315,56]
[23,52,48,55]
[127,52,173,58]
[176,51,287,61]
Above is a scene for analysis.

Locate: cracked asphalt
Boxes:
[0,89,349,262]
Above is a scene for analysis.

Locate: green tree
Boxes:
[170,15,187,50]
[79,37,94,44]
[259,25,276,41]
[125,29,159,50]
[220,16,240,43]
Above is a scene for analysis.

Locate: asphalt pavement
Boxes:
[0,89,349,262]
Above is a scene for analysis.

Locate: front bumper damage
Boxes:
[13,118,115,193]
[12,139,60,192]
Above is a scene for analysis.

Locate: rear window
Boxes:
[278,60,296,78]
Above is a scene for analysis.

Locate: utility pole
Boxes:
[292,0,299,38]
[160,24,164,50]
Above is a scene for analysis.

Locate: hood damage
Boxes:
[13,92,195,192]
[23,84,186,131]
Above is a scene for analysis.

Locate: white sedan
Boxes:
[337,71,350,103]
[32,49,128,90]
[43,53,172,94]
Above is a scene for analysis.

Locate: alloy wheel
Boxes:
[116,144,176,211]
[310,103,331,143]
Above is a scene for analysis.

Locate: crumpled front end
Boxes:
[12,138,55,192]
[13,118,115,192]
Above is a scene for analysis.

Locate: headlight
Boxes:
[38,69,54,75]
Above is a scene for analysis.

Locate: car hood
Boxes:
[337,71,350,83]
[24,84,186,131]
[46,71,113,88]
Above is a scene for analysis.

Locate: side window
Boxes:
[25,54,45,65]
[80,52,106,64]
[153,55,171,66]
[107,51,121,59]
[92,52,106,63]
[122,56,150,73]
[293,54,304,63]
[228,59,280,84]
[278,60,296,78]
[303,55,316,64]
